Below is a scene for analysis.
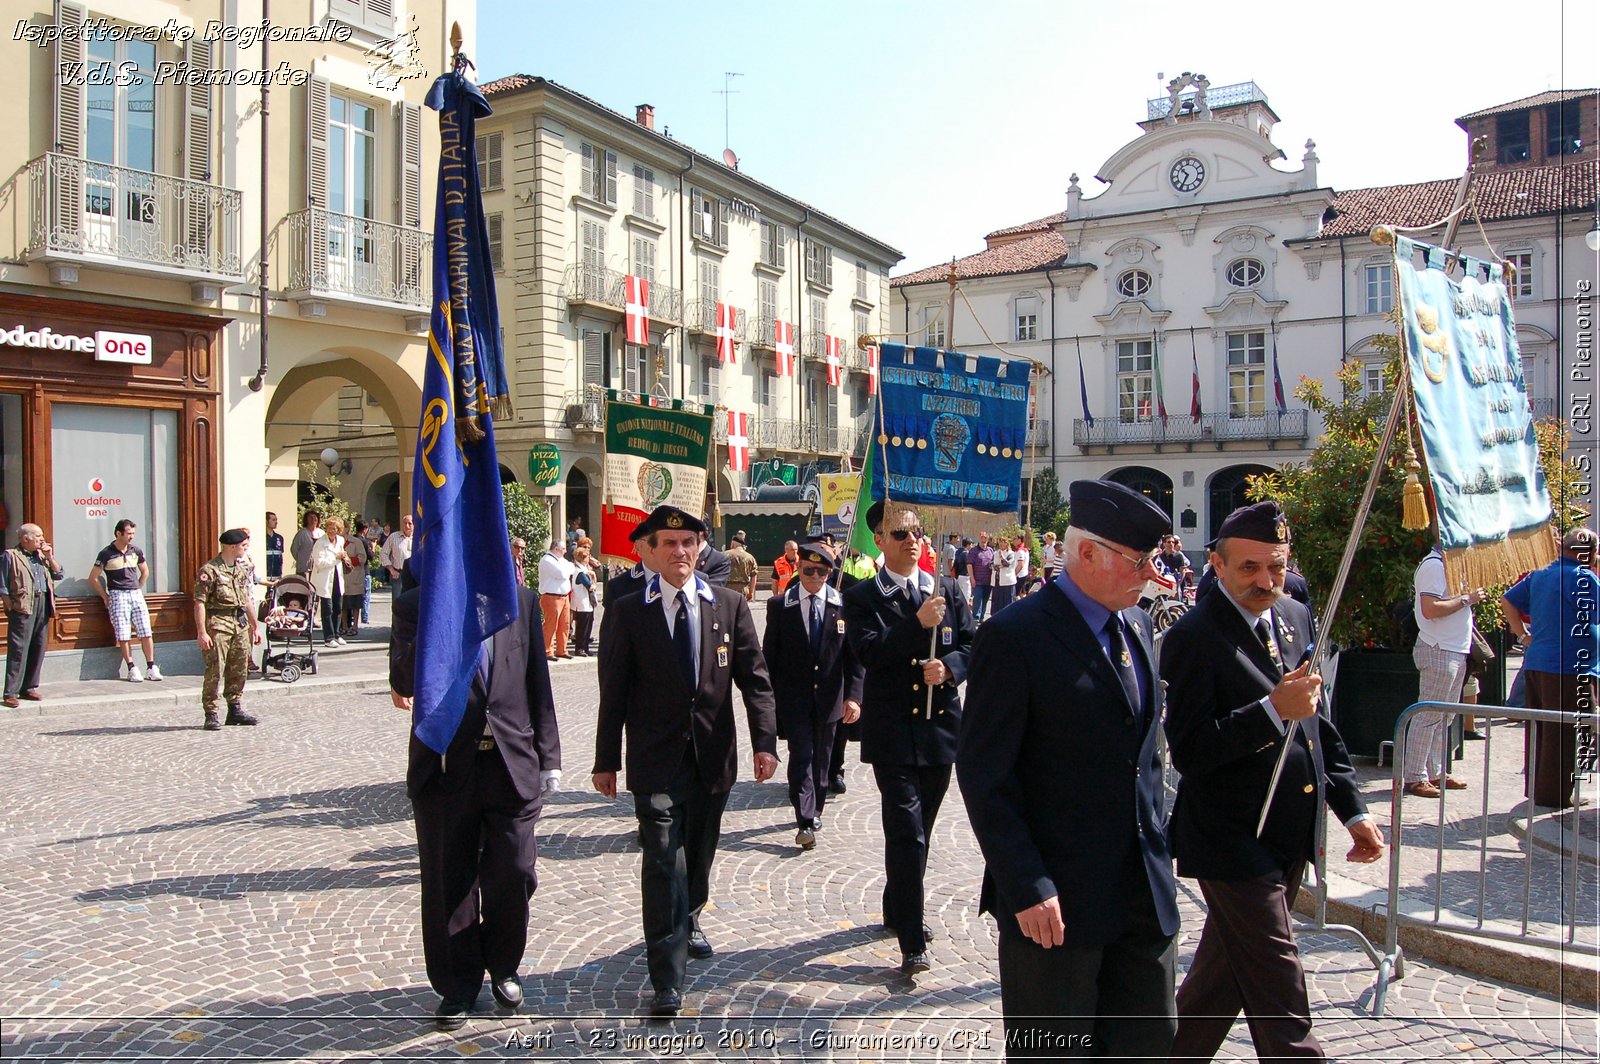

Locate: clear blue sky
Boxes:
[474,0,1599,273]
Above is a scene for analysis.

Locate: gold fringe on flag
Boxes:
[1442,524,1558,593]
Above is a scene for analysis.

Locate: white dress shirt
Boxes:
[538,552,575,595]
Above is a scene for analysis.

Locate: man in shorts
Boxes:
[90,519,162,682]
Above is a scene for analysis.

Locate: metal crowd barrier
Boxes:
[1374,700,1598,1014]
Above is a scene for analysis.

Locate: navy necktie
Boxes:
[809,595,823,653]
[1257,617,1284,675]
[1106,616,1141,719]
[674,590,695,690]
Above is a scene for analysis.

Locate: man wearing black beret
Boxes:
[592,503,778,1016]
[1162,500,1384,1061]
[842,498,974,976]
[762,542,864,851]
[192,528,260,730]
[958,480,1179,1057]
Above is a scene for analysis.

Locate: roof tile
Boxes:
[892,231,1070,286]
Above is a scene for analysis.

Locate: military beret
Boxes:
[629,504,707,542]
[864,499,918,534]
[1208,500,1291,549]
[1067,480,1170,553]
[219,528,249,545]
[798,543,837,568]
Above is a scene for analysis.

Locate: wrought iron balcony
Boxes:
[1072,409,1308,450]
[1027,419,1052,449]
[285,207,430,311]
[748,417,861,456]
[560,390,605,430]
[684,300,748,339]
[750,315,780,350]
[561,265,681,323]
[26,152,243,287]
[1529,397,1557,419]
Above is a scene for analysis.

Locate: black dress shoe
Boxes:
[434,998,472,1032]
[687,929,713,959]
[796,826,817,850]
[830,773,847,794]
[899,951,931,975]
[650,987,682,1016]
[490,974,523,1010]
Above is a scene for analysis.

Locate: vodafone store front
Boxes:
[0,293,222,658]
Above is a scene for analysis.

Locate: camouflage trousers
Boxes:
[202,618,249,715]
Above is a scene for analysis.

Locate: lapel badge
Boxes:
[722,631,731,644]
[1281,628,1294,645]
[836,618,846,635]
[717,644,730,668]
[941,625,953,646]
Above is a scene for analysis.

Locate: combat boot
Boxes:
[203,711,222,731]
[224,703,258,726]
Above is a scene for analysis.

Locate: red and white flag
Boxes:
[727,410,750,472]
[867,344,879,395]
[715,301,737,364]
[825,334,842,386]
[624,275,650,346]
[774,320,795,376]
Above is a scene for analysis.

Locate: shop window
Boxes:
[51,405,179,597]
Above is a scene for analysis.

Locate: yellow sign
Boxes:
[819,473,861,533]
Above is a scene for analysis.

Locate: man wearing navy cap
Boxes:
[1163,500,1384,1061]
[762,541,864,851]
[959,480,1179,1058]
[843,499,974,976]
[592,504,778,1016]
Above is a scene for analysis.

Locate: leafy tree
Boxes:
[503,481,552,559]
[1027,467,1065,535]
[297,462,357,531]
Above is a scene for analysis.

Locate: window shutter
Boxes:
[690,189,705,239]
[716,199,728,246]
[582,329,604,389]
[487,212,503,269]
[479,131,502,190]
[305,76,331,283]
[604,150,617,205]
[398,101,422,226]
[824,245,834,287]
[51,0,86,244]
[580,142,595,198]
[366,0,396,33]
[182,36,215,259]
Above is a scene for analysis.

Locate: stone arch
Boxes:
[1207,464,1273,542]
[1107,465,1174,522]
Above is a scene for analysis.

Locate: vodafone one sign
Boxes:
[0,324,154,365]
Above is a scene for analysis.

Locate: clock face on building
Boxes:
[1170,156,1206,192]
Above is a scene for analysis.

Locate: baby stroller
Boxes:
[258,575,318,682]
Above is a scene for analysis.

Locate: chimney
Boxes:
[636,104,655,131]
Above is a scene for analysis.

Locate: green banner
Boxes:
[601,394,714,562]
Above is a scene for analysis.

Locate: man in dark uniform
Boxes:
[959,481,1180,1059]
[602,523,664,620]
[1163,501,1385,1061]
[192,529,259,730]
[390,578,563,1032]
[843,499,974,975]
[592,505,778,1017]
[762,541,863,851]
[695,524,732,587]
[811,532,862,795]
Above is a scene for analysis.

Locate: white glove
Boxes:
[539,769,562,795]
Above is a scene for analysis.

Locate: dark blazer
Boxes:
[594,573,778,794]
[842,567,974,767]
[604,563,650,607]
[1161,589,1364,881]
[696,542,732,587]
[391,586,563,801]
[762,581,865,733]
[958,579,1180,946]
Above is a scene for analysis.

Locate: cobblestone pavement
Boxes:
[2,636,1597,1060]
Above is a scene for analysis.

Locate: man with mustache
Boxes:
[1162,500,1384,1061]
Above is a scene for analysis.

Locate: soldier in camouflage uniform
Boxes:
[193,528,260,730]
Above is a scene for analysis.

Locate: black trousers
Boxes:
[996,858,1176,1060]
[1172,862,1322,1061]
[1523,670,1593,808]
[572,611,595,655]
[633,748,730,992]
[410,747,542,1003]
[872,762,951,955]
[784,710,838,829]
[4,608,48,697]
[829,722,851,779]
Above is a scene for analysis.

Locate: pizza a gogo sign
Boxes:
[0,323,154,365]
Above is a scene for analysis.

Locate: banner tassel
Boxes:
[1401,443,1429,530]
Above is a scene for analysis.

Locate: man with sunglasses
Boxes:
[843,500,975,976]
[959,480,1180,1058]
[763,541,864,851]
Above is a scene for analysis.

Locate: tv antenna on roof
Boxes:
[714,71,743,152]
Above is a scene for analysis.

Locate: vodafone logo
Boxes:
[90,478,103,492]
[0,324,153,364]
[75,477,120,518]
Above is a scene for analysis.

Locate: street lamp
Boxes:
[320,446,340,473]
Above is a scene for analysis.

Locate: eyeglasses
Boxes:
[1091,538,1159,570]
[799,564,831,577]
[886,527,925,542]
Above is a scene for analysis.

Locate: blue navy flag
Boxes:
[410,71,519,755]
[869,343,1030,514]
